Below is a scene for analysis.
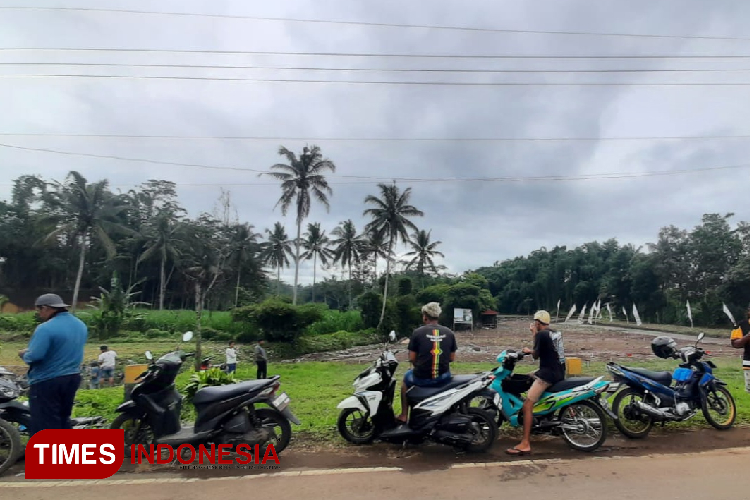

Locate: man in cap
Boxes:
[18,293,88,435]
[395,302,457,424]
[507,310,565,455]
[730,303,750,393]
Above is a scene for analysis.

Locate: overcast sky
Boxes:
[1,1,750,285]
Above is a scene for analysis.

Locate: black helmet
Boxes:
[651,336,677,359]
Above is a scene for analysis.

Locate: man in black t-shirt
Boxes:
[730,304,750,393]
[395,302,457,424]
[507,310,564,456]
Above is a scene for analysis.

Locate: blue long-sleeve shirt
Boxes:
[22,312,88,384]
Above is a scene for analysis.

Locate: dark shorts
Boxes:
[226,363,237,373]
[403,369,452,388]
[100,367,114,379]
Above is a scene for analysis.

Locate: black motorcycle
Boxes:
[0,366,105,475]
[111,331,299,457]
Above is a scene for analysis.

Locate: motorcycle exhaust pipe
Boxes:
[633,401,672,419]
[432,430,473,446]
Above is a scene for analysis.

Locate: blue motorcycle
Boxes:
[480,349,616,452]
[606,333,736,439]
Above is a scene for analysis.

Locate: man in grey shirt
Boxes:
[255,340,267,379]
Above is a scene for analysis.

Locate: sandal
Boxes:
[505,447,532,456]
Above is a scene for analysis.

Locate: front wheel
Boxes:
[110,413,155,458]
[558,400,607,452]
[255,408,292,454]
[612,388,655,439]
[0,419,23,476]
[701,385,736,430]
[337,408,380,445]
[463,408,498,453]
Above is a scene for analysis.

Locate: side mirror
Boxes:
[697,332,705,342]
[183,331,194,342]
[389,331,397,342]
[145,350,153,360]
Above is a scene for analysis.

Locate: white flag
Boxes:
[622,306,629,323]
[564,304,577,323]
[556,299,561,322]
[606,302,613,322]
[587,303,596,324]
[686,300,693,328]
[632,303,642,326]
[723,303,737,326]
[578,304,587,323]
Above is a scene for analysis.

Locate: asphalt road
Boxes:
[3,446,747,500]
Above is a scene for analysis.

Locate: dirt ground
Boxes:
[286,317,734,365]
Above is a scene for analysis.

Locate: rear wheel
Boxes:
[558,400,607,452]
[463,408,498,453]
[110,413,155,458]
[337,408,379,445]
[255,408,292,454]
[0,419,22,476]
[701,385,736,430]
[612,388,655,439]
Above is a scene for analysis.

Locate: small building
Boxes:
[481,310,498,329]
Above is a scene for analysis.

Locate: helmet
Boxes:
[651,336,677,359]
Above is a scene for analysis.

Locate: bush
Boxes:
[305,310,364,336]
[395,295,421,336]
[358,291,382,329]
[416,284,451,305]
[201,327,233,342]
[232,299,323,342]
[183,368,238,402]
[0,312,38,332]
[144,328,172,339]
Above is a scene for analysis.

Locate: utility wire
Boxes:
[2,142,749,183]
[3,48,750,59]
[1,7,749,43]
[5,74,750,85]
[3,62,750,74]
[1,133,750,142]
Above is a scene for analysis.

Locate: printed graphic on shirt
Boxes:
[428,329,444,378]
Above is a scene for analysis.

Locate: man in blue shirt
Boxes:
[18,294,88,435]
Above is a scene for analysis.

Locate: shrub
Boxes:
[184,368,238,402]
[305,310,364,336]
[358,291,382,329]
[232,299,324,343]
[144,328,172,339]
[416,284,451,305]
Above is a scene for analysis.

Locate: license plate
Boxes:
[273,392,290,411]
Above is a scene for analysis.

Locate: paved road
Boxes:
[3,447,748,500]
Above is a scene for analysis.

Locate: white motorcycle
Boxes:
[336,332,499,452]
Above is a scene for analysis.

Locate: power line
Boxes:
[4,48,750,59]
[5,74,750,86]
[2,133,750,142]
[2,142,749,183]
[3,62,750,74]
[1,6,749,43]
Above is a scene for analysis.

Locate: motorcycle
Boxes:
[110,331,299,458]
[606,332,736,439]
[336,332,499,453]
[199,357,227,372]
[480,349,616,452]
[0,366,106,475]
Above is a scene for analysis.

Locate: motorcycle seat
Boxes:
[624,367,673,386]
[193,380,274,405]
[546,377,596,393]
[407,375,477,403]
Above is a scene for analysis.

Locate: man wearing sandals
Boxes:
[507,310,564,456]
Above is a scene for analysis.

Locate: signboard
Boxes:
[453,308,473,331]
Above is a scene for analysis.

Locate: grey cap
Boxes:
[35,293,70,308]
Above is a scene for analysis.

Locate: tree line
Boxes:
[473,213,750,326]
[0,146,445,327]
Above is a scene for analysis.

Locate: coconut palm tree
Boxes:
[263,222,293,296]
[331,219,364,309]
[301,222,335,303]
[363,182,424,326]
[361,228,391,287]
[267,145,336,305]
[43,171,132,310]
[404,229,444,287]
[137,212,182,310]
